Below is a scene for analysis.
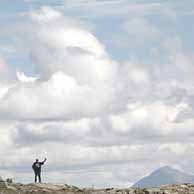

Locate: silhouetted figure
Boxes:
[32,158,47,183]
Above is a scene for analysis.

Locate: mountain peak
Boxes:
[154,166,172,173]
[153,166,180,175]
[158,165,172,171]
[133,166,194,188]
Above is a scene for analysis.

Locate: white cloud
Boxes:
[0,71,117,120]
[109,101,181,138]
[0,83,10,101]
[16,71,38,83]
[0,7,120,120]
[30,6,62,22]
[158,143,186,155]
[123,17,161,45]
[61,0,165,19]
[27,6,115,84]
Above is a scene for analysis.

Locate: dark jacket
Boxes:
[32,159,46,172]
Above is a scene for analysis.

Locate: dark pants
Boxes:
[34,170,41,183]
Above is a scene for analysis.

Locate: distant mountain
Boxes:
[133,166,194,188]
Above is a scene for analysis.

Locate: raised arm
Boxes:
[41,158,47,165]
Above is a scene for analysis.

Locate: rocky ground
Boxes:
[1,179,194,194]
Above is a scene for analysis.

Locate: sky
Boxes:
[1,0,194,188]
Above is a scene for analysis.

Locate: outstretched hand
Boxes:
[43,158,47,163]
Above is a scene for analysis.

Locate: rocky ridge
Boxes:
[1,180,194,194]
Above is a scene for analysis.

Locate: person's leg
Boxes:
[34,171,37,183]
[38,171,41,183]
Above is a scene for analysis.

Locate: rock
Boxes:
[6,178,13,184]
[0,178,7,189]
[1,182,194,194]
[105,188,114,191]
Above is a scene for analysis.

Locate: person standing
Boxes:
[32,158,47,183]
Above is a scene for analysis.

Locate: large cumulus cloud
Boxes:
[0,6,121,120]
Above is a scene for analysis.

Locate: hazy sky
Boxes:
[1,0,194,187]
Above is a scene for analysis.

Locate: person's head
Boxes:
[36,158,39,162]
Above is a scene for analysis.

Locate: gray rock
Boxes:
[6,178,13,184]
[1,182,194,194]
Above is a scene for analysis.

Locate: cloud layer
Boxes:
[1,2,194,188]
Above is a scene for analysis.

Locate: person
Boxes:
[32,158,47,183]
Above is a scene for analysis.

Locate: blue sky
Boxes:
[2,0,194,74]
[1,0,194,188]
